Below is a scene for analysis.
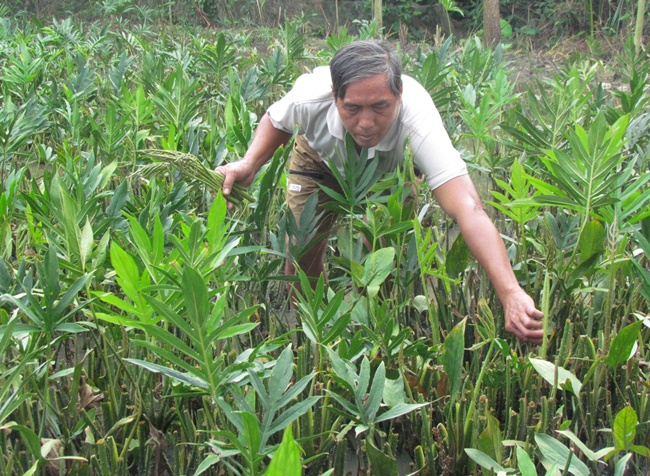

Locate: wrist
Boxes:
[496,282,524,304]
[242,151,269,172]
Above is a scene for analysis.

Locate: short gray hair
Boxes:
[330,40,402,100]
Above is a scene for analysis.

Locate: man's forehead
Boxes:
[332,75,401,100]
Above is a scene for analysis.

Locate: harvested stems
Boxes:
[139,149,255,205]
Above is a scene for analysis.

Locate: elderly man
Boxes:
[217,40,543,344]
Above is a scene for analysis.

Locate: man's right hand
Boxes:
[214,113,292,208]
[215,160,257,208]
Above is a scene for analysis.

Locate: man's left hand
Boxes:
[502,287,544,344]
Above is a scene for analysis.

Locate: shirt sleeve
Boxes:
[403,78,467,190]
[267,85,303,134]
[266,67,331,134]
[412,128,468,190]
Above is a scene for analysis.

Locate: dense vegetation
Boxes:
[4,0,647,42]
[0,3,649,475]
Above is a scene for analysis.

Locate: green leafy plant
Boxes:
[325,347,428,439]
[125,263,259,400]
[203,346,320,475]
[0,247,91,349]
[262,426,302,476]
[0,13,648,476]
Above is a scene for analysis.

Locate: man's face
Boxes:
[334,73,402,149]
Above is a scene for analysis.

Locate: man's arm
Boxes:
[216,113,292,200]
[433,175,544,344]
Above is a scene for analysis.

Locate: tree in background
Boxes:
[483,0,501,45]
[635,0,647,54]
[373,0,383,33]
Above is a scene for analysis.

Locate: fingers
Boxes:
[507,318,543,344]
[528,307,544,320]
[517,320,544,345]
[216,161,256,196]
[214,166,234,196]
[504,294,545,345]
[212,166,236,210]
[222,172,236,196]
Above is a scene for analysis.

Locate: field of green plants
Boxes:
[0,8,649,476]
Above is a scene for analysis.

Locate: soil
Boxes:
[502,34,634,92]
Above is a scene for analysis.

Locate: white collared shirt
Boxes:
[267,66,467,190]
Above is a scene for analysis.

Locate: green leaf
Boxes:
[239,411,261,458]
[246,371,271,411]
[357,357,371,402]
[604,321,642,367]
[110,242,141,301]
[276,373,318,409]
[43,246,61,308]
[0,354,32,424]
[442,317,466,399]
[366,438,398,475]
[322,311,351,346]
[465,448,506,473]
[143,294,195,339]
[52,273,93,321]
[106,416,136,438]
[446,233,472,277]
[613,406,637,451]
[556,430,613,461]
[106,179,129,217]
[210,429,246,456]
[264,426,301,476]
[364,361,385,422]
[536,434,590,476]
[194,454,221,476]
[630,445,650,457]
[324,347,356,394]
[613,454,632,476]
[125,358,208,389]
[578,219,605,263]
[54,323,87,334]
[326,391,362,421]
[79,219,93,266]
[268,346,294,404]
[132,335,201,375]
[383,375,406,407]
[500,18,513,37]
[361,247,395,289]
[206,193,228,251]
[477,411,502,464]
[182,266,209,329]
[23,463,38,476]
[93,312,146,328]
[216,323,259,339]
[4,423,41,457]
[373,402,428,425]
[0,318,18,354]
[516,446,538,476]
[535,113,629,220]
[267,396,320,435]
[529,358,582,395]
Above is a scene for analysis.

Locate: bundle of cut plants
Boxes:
[139,149,255,205]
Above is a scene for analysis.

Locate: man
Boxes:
[216,40,543,344]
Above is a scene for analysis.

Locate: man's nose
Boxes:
[357,109,374,129]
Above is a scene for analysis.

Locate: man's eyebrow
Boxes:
[343,99,390,107]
